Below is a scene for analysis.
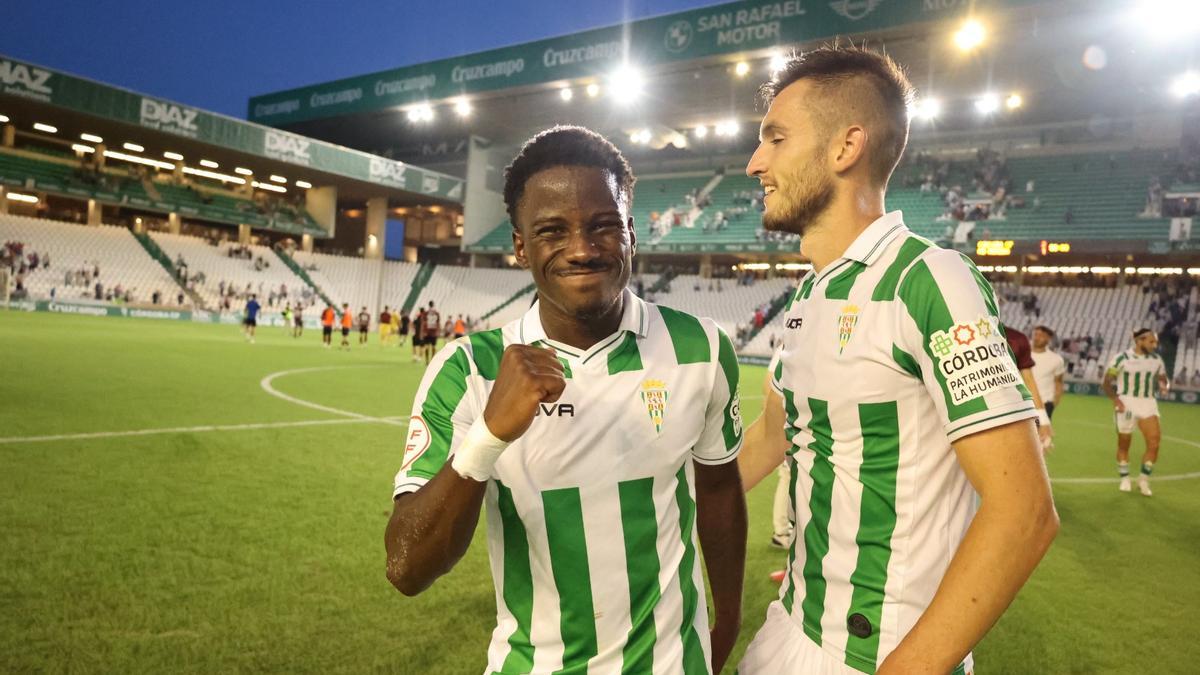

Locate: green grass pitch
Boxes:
[2,311,1199,673]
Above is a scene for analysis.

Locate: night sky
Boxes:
[0,0,724,119]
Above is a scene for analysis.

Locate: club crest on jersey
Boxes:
[641,379,669,433]
[837,304,860,354]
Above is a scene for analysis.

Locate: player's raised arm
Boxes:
[384,343,564,596]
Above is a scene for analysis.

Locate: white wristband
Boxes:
[451,417,511,482]
[1036,409,1050,427]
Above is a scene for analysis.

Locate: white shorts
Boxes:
[738,602,974,675]
[1115,396,1159,434]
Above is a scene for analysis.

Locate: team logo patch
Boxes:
[837,304,860,354]
[928,316,1022,404]
[641,379,669,433]
[729,391,743,437]
[400,415,431,470]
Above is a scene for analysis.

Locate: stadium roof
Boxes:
[0,54,464,204]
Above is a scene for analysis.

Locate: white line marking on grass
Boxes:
[0,417,379,445]
[259,366,406,427]
[1050,419,1200,483]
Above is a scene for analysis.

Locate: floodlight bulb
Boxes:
[1005,93,1023,110]
[694,125,708,138]
[975,93,1000,114]
[735,61,750,77]
[586,83,600,98]
[954,19,986,51]
[1172,71,1200,98]
[454,98,472,117]
[560,87,574,102]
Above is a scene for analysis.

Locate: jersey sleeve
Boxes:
[1105,351,1126,377]
[897,249,1036,443]
[692,324,744,465]
[393,341,477,497]
[767,347,784,395]
[1053,354,1066,377]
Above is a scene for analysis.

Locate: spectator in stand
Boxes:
[1192,369,1200,388]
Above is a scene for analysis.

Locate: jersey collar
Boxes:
[518,288,649,355]
[842,210,908,267]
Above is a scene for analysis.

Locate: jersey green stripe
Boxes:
[607,332,644,375]
[824,261,868,300]
[782,388,801,446]
[672,465,708,673]
[658,306,711,365]
[411,348,471,478]
[897,259,988,420]
[542,487,598,669]
[1123,371,1131,397]
[497,482,536,673]
[799,397,836,646]
[871,237,931,301]
[469,329,504,381]
[891,344,921,379]
[716,329,741,450]
[796,275,817,303]
[845,401,901,671]
[558,356,573,379]
[618,478,660,675]
[779,457,801,614]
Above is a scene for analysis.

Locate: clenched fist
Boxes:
[483,344,567,442]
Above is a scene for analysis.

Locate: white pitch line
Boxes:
[0,417,378,445]
[259,365,406,427]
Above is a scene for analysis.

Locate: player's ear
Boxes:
[512,224,530,269]
[626,216,637,257]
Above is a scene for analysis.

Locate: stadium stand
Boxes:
[148,232,309,311]
[410,265,536,329]
[290,250,422,320]
[1,213,184,305]
[652,273,795,340]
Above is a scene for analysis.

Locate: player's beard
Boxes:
[761,150,835,237]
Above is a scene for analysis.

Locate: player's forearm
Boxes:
[737,416,786,491]
[879,483,1058,673]
[695,462,747,672]
[1054,381,1063,405]
[1102,378,1119,402]
[384,467,487,596]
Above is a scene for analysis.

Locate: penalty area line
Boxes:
[0,417,404,445]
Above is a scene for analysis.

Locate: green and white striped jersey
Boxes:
[394,290,742,674]
[1106,349,1165,398]
[770,212,1035,674]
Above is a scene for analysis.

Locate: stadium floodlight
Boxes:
[910,98,941,121]
[453,97,472,117]
[1005,93,1023,110]
[609,65,645,103]
[715,119,740,137]
[1172,71,1200,98]
[269,175,287,184]
[252,180,287,193]
[295,180,312,189]
[769,52,788,76]
[123,142,144,152]
[234,167,253,176]
[975,93,1000,114]
[199,159,219,168]
[1130,1,1200,41]
[71,144,95,154]
[559,87,574,102]
[0,114,9,123]
[33,123,58,134]
[586,83,601,98]
[406,103,435,122]
[105,150,175,170]
[693,125,708,139]
[80,133,103,143]
[6,192,39,204]
[735,61,750,77]
[163,151,184,161]
[181,166,244,183]
[954,19,986,51]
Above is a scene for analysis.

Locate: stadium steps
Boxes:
[274,248,335,308]
[481,281,536,321]
[742,285,797,347]
[401,261,435,314]
[645,269,678,296]
[131,231,203,308]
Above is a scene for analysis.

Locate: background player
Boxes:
[1103,328,1169,496]
[396,310,408,347]
[1031,325,1066,421]
[385,126,746,673]
[421,301,440,364]
[358,306,371,346]
[339,303,353,350]
[379,306,392,345]
[293,303,304,338]
[1005,324,1054,451]
[320,304,335,348]
[242,294,260,343]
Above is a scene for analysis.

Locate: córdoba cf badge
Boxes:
[641,379,669,433]
[838,304,860,354]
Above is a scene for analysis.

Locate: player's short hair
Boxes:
[504,125,636,227]
[1034,325,1056,337]
[1133,327,1153,338]
[759,42,914,186]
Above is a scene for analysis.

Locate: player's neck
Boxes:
[1033,345,1046,353]
[801,187,886,273]
[538,294,625,351]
